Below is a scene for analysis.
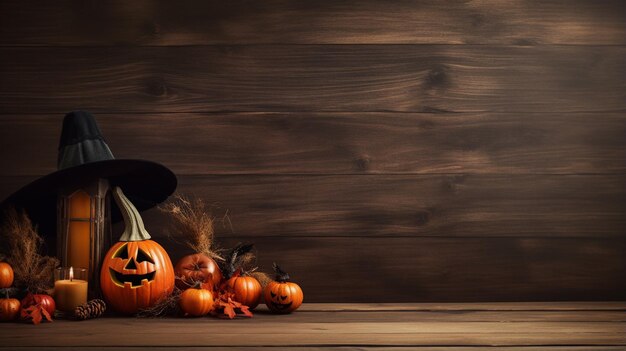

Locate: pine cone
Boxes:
[74,299,106,320]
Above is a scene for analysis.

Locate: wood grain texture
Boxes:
[5,348,626,351]
[297,301,626,311]
[275,310,626,322]
[1,112,625,176]
[211,237,626,302]
[153,174,626,238]
[1,174,624,239]
[1,46,624,113]
[0,0,625,45]
[1,331,623,347]
[1,304,625,347]
[6,349,626,351]
[167,310,626,322]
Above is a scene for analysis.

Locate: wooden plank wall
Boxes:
[0,0,625,302]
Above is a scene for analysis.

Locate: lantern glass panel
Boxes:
[67,190,91,270]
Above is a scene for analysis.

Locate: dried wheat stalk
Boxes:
[159,195,223,261]
[0,207,59,293]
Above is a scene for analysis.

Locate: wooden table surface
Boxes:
[1,302,625,350]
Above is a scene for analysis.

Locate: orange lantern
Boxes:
[56,179,112,295]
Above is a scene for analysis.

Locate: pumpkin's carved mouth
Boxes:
[270,301,292,310]
[109,268,156,288]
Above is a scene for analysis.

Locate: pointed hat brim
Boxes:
[0,159,177,240]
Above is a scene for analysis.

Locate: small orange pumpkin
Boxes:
[100,187,175,314]
[179,285,214,317]
[221,244,262,309]
[226,275,262,310]
[264,263,303,314]
[0,290,20,322]
[0,262,14,289]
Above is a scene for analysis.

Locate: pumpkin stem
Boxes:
[272,262,290,283]
[112,187,151,241]
[0,287,17,299]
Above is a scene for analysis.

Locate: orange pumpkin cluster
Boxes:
[0,261,20,322]
[101,238,305,317]
[98,188,304,318]
[171,242,304,318]
[0,261,58,324]
[175,253,219,317]
[174,256,304,317]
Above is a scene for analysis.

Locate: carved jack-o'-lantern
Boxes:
[100,187,174,314]
[264,263,303,314]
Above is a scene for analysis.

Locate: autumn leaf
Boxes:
[210,275,253,319]
[21,304,53,325]
[239,304,253,318]
[21,306,41,325]
[40,307,52,321]
[223,303,236,319]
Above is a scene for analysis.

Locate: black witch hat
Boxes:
[0,111,177,241]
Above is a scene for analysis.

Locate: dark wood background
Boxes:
[0,0,625,302]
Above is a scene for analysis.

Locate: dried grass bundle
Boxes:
[250,271,272,290]
[159,195,222,261]
[136,287,182,318]
[0,207,59,293]
[238,251,256,271]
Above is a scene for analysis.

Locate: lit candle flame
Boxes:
[69,266,74,281]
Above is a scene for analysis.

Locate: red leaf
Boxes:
[223,304,236,319]
[239,305,253,318]
[229,298,243,308]
[20,306,30,319]
[210,285,254,319]
[21,305,42,325]
[21,303,53,325]
[40,307,53,322]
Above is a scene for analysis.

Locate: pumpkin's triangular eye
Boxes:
[113,244,129,259]
[136,248,154,264]
[270,292,276,298]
